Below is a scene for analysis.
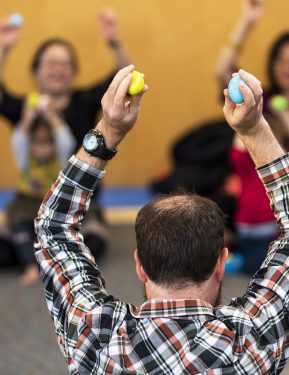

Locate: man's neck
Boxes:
[148,283,207,302]
[146,276,220,307]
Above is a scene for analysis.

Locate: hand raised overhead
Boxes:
[98,65,148,149]
[223,69,264,136]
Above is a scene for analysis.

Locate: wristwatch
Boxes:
[82,129,117,160]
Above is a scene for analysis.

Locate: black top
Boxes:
[0,71,116,149]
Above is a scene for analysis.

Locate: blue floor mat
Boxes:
[0,188,154,210]
[0,191,15,210]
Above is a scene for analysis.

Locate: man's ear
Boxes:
[134,249,147,284]
[215,247,229,283]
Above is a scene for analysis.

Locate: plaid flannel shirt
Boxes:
[35,154,289,374]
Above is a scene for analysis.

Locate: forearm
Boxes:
[0,46,9,78]
[0,46,9,101]
[35,155,106,256]
[55,125,76,166]
[237,117,285,167]
[215,18,254,85]
[34,155,107,356]
[11,112,36,169]
[46,112,76,166]
[231,17,255,50]
[76,147,107,170]
[12,127,29,170]
[108,40,132,70]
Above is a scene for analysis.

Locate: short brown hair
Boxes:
[135,193,225,288]
[31,38,79,74]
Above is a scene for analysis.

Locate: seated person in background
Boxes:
[0,9,131,261]
[34,66,289,374]
[7,101,75,285]
[229,135,277,274]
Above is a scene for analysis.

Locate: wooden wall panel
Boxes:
[0,0,286,187]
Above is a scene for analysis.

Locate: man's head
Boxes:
[134,193,228,306]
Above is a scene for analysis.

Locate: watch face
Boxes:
[83,133,99,152]
[83,130,117,160]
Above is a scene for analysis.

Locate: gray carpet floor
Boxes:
[0,224,288,374]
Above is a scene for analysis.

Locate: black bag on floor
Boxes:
[0,226,19,268]
[151,119,234,195]
[150,119,236,231]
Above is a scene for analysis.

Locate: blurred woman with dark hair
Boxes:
[266,33,289,98]
[215,0,289,274]
[0,10,131,141]
[0,9,131,261]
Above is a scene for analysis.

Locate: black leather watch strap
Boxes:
[83,129,117,160]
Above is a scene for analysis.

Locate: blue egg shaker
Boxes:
[228,76,246,104]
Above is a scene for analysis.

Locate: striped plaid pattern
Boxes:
[35,154,289,374]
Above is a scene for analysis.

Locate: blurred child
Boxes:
[6,104,75,285]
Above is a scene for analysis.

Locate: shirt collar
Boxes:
[129,299,214,319]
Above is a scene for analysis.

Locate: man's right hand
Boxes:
[77,65,147,169]
[97,65,148,150]
[0,19,21,50]
[223,70,265,136]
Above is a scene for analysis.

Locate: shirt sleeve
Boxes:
[11,128,29,171]
[0,83,24,125]
[54,125,76,167]
[229,153,289,356]
[34,156,111,360]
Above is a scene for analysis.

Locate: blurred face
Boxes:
[31,125,55,163]
[34,44,76,95]
[273,43,289,91]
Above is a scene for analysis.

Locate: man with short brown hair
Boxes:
[35,66,289,374]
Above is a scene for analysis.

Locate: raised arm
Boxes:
[98,9,132,70]
[12,106,37,171]
[0,17,21,97]
[223,70,289,370]
[214,0,264,87]
[34,65,147,365]
[0,17,24,124]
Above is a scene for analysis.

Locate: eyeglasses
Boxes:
[40,59,73,69]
